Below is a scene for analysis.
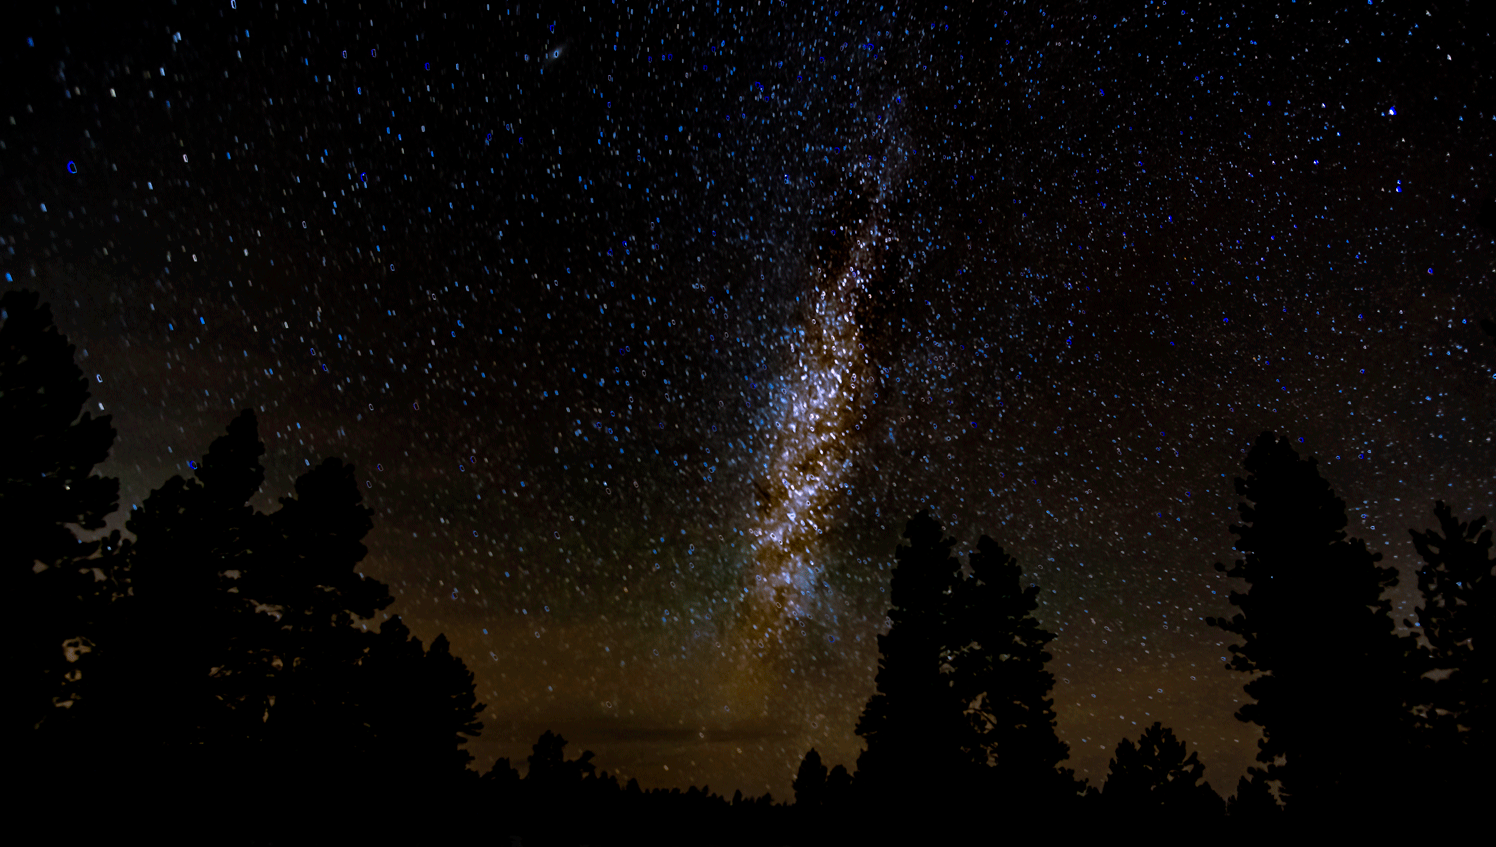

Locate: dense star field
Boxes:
[4,0,1492,800]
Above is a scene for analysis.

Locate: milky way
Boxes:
[721,196,883,716]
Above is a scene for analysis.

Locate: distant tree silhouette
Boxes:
[472,733,796,847]
[2,290,120,753]
[792,747,828,810]
[503,730,609,845]
[824,763,853,811]
[1404,501,1493,811]
[1099,722,1224,823]
[1226,767,1282,825]
[791,746,841,842]
[852,509,970,833]
[527,729,599,786]
[1206,432,1415,823]
[484,755,522,788]
[357,618,486,779]
[946,534,1083,814]
[227,612,485,826]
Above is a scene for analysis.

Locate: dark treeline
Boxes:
[7,287,1492,843]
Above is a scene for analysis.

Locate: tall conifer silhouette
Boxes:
[853,509,968,832]
[239,450,400,782]
[792,747,829,811]
[946,535,1079,812]
[1206,432,1413,822]
[2,290,120,751]
[824,763,853,814]
[81,408,280,770]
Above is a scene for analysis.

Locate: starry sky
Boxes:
[4,0,1492,801]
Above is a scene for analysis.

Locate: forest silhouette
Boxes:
[7,287,1491,844]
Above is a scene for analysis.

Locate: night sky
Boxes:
[4,0,1492,801]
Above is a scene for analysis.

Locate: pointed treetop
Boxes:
[0,289,120,561]
[967,535,1018,583]
[192,408,266,508]
[793,747,829,807]
[1232,432,1349,560]
[889,507,962,625]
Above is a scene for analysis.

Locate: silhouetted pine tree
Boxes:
[1205,432,1414,824]
[76,408,284,781]
[791,746,833,842]
[1404,501,1493,812]
[852,509,969,833]
[1226,767,1282,824]
[67,412,291,791]
[249,454,396,637]
[824,763,852,811]
[514,730,604,844]
[237,613,485,822]
[237,449,397,786]
[946,535,1082,814]
[356,618,486,782]
[792,747,828,811]
[1099,722,1224,823]
[245,451,399,771]
[240,454,482,811]
[2,290,121,753]
[526,729,599,787]
[484,755,523,787]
